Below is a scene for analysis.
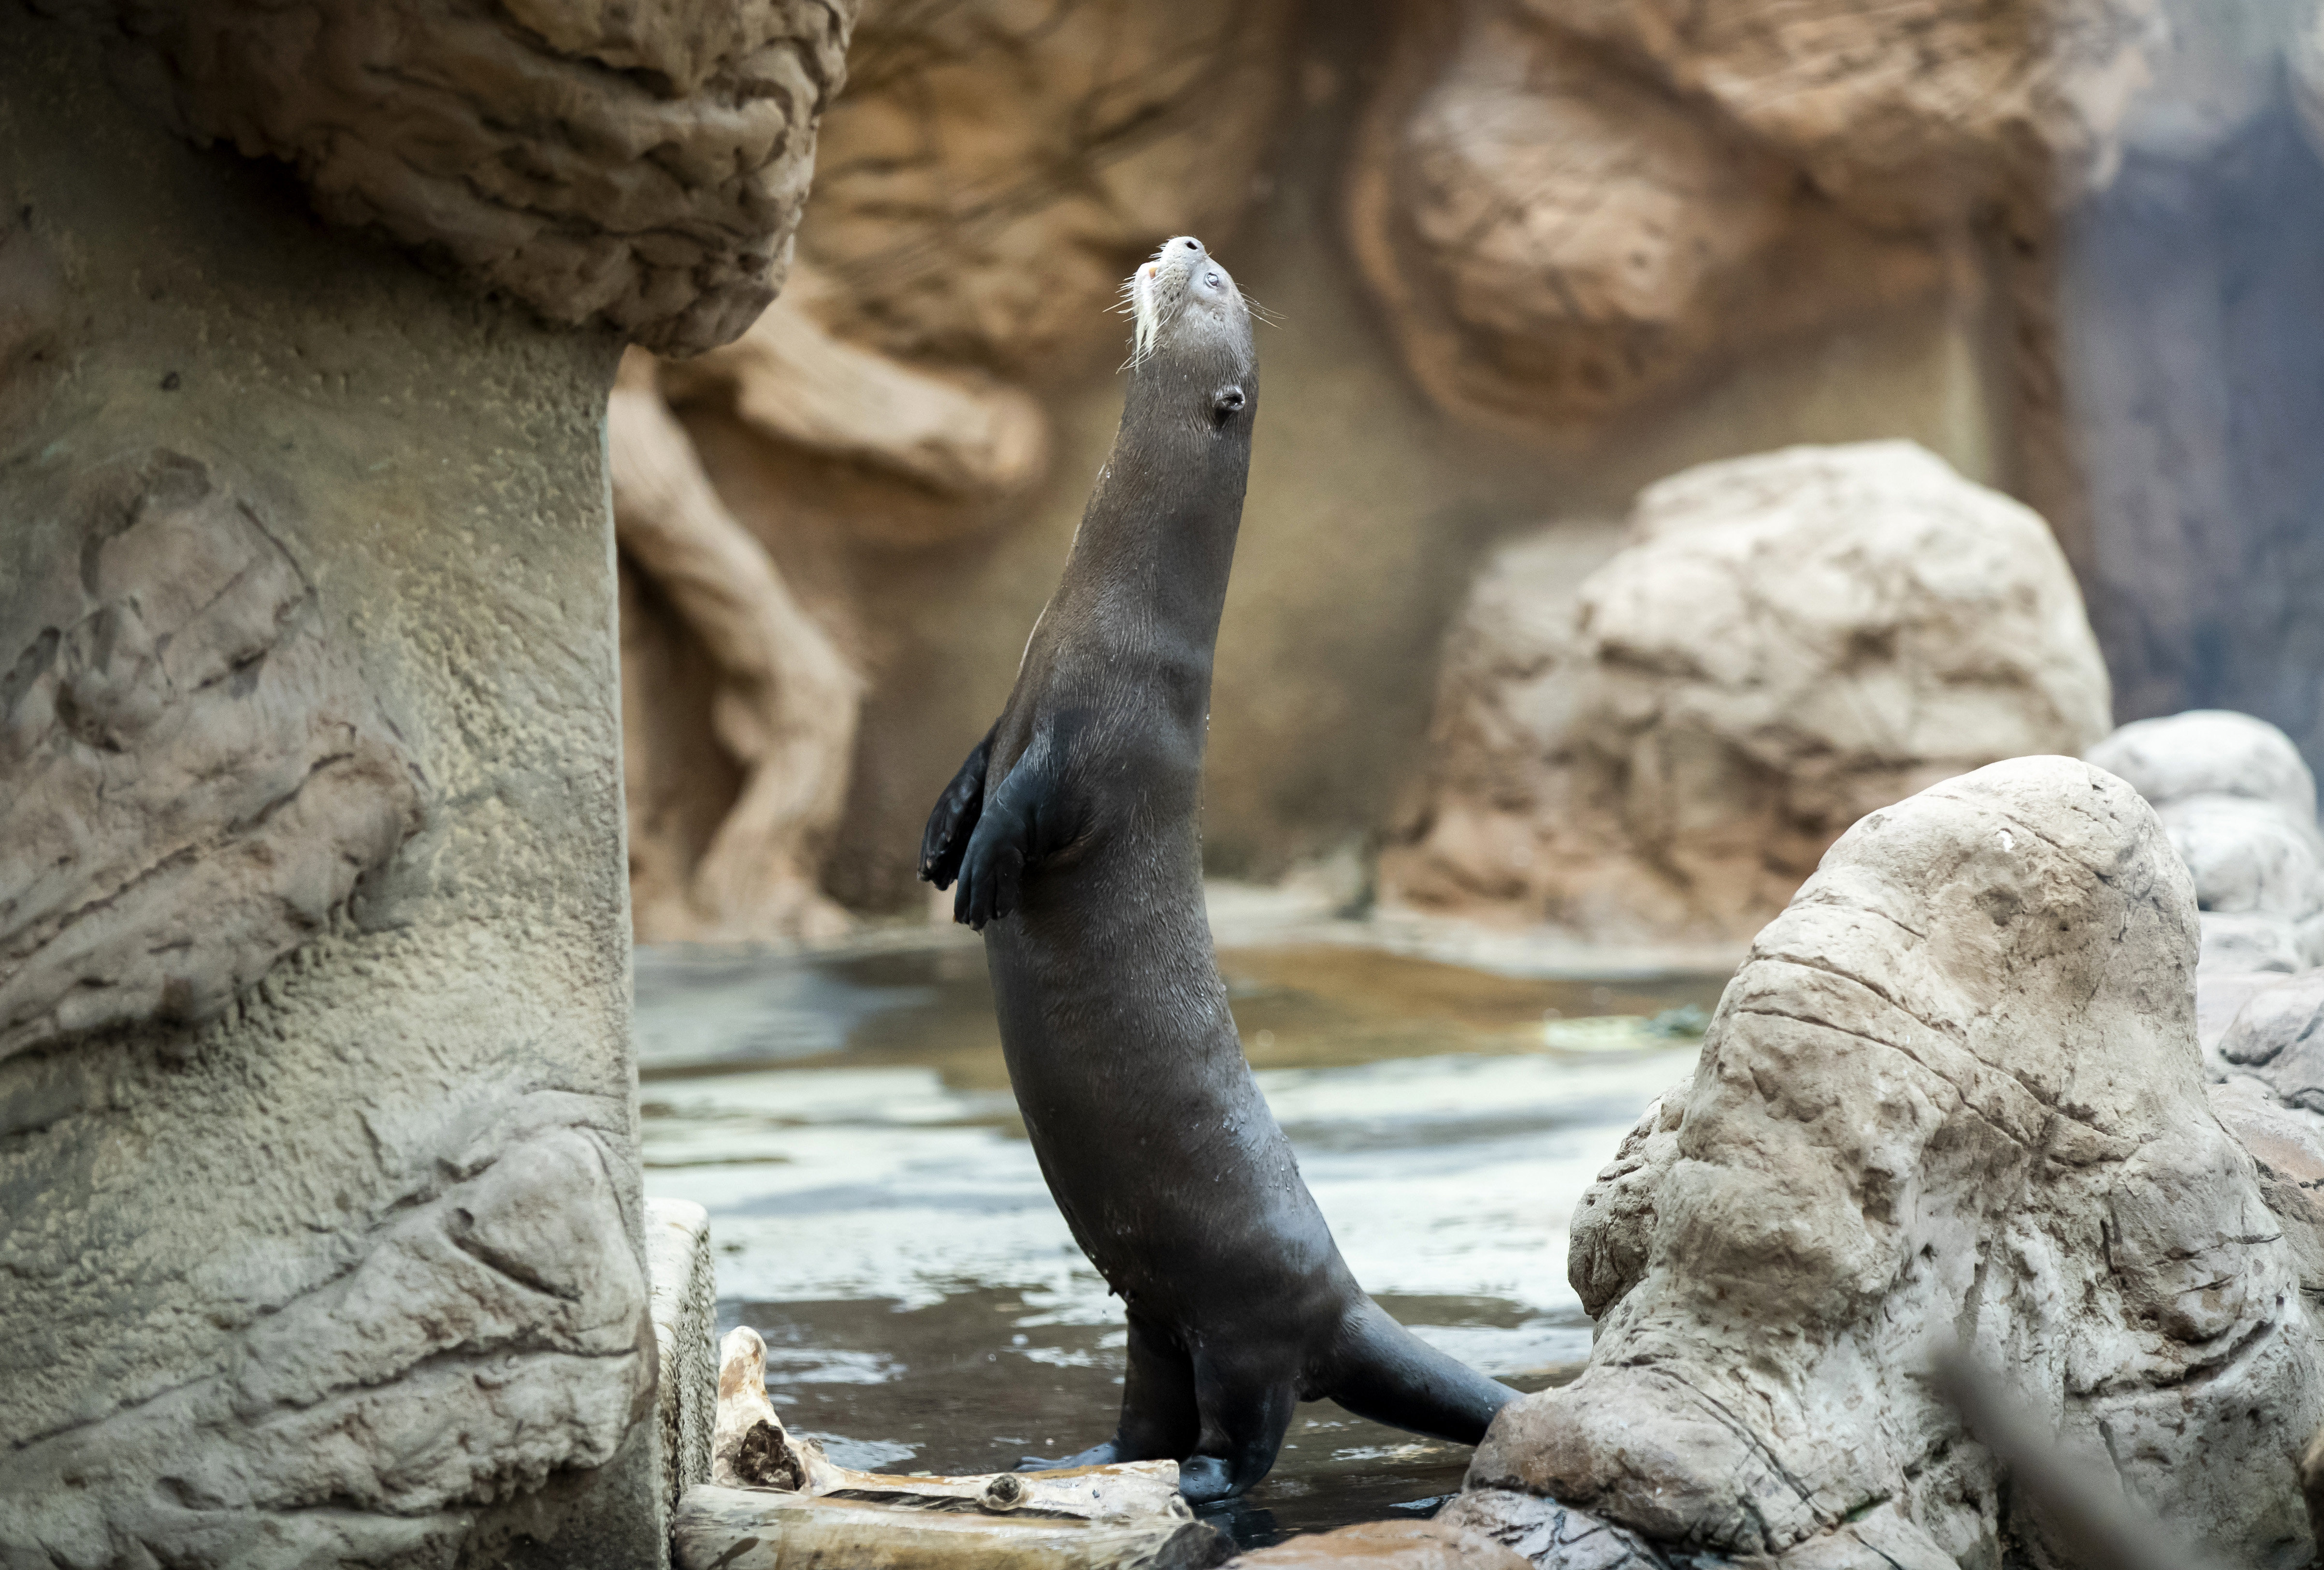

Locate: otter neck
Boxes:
[1059,350,1253,665]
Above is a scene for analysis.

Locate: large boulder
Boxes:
[1383,442,2113,943]
[2087,710,2324,1052]
[1344,2,1943,436]
[1456,756,2324,1568]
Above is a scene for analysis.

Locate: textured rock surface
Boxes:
[794,0,1298,378]
[647,1199,717,1531]
[1345,0,2151,437]
[1541,0,2160,232]
[661,265,1049,498]
[0,451,425,1058]
[1345,2,1944,433]
[2089,711,2324,1052]
[1230,1517,1532,1570]
[2224,973,2324,1113]
[1383,442,2112,942]
[611,351,862,944]
[1434,1491,1683,1569]
[27,0,858,354]
[1464,756,2324,1568]
[0,17,658,1565]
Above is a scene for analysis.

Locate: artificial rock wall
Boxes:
[615,0,2324,937]
[0,1,852,1563]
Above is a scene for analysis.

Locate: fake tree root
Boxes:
[710,1326,1186,1516]
[660,264,1048,501]
[609,351,861,944]
[679,1328,1219,1570]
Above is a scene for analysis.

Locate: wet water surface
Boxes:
[637,938,1724,1549]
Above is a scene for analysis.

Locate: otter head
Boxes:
[1126,235,1255,426]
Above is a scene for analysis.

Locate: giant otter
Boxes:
[919,236,1516,1504]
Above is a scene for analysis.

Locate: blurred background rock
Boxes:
[614,0,2324,946]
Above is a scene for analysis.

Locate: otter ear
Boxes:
[1212,386,1245,424]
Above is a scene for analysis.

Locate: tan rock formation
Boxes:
[615,260,1058,941]
[0,450,425,1057]
[1346,3,1945,433]
[795,0,1299,378]
[1383,441,2112,943]
[1464,756,2324,1568]
[661,265,1049,499]
[27,0,857,354]
[1538,0,2161,231]
[610,350,862,943]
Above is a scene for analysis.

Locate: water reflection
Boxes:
[637,940,1724,1547]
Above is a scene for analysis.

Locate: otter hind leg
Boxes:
[1177,1349,1299,1504]
[1019,1312,1199,1472]
[1326,1297,1518,1446]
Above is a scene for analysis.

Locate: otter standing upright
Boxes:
[919,237,1515,1504]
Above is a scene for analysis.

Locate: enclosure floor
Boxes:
[637,930,1724,1549]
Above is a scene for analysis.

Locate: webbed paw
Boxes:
[920,731,992,890]
[953,823,1026,930]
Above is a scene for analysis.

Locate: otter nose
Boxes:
[1180,237,1203,255]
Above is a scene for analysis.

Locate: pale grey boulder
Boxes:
[2087,711,2324,1020]
[2221,972,2324,1116]
[2209,1075,2324,1314]
[2088,709,2320,821]
[1462,756,2324,1569]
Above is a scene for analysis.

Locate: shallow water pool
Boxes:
[636,937,1724,1549]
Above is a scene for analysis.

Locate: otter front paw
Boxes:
[920,728,993,890]
[953,822,1026,931]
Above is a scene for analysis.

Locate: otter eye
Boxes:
[1204,271,1222,287]
[1213,386,1245,422]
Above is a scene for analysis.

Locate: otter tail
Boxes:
[1325,1296,1520,1445]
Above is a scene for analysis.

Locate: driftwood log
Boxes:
[679,1327,1224,1570]
[609,351,863,943]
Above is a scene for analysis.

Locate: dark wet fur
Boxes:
[919,238,1516,1504]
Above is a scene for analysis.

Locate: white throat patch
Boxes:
[1129,261,1162,367]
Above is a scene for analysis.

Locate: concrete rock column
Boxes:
[0,3,852,1565]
